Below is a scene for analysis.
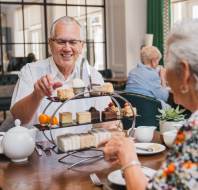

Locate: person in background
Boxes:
[125,46,169,102]
[10,16,109,132]
[103,20,198,190]
[27,53,37,63]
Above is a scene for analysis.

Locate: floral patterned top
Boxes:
[147,111,198,190]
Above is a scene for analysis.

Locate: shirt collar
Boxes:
[138,62,156,71]
[49,56,82,82]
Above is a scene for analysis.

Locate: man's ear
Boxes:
[78,42,85,54]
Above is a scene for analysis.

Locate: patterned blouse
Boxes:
[148,111,198,190]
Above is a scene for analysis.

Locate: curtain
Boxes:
[147,0,164,65]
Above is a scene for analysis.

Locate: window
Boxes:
[171,0,198,25]
[0,0,106,73]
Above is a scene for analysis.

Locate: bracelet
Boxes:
[121,160,141,173]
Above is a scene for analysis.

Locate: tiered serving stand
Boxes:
[36,90,136,169]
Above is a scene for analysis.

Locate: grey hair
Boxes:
[49,16,85,40]
[166,19,198,89]
[141,46,162,62]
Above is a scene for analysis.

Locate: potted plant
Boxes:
[156,106,186,133]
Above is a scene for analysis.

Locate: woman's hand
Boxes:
[103,136,138,166]
[33,74,62,99]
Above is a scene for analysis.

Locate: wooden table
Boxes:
[0,133,167,190]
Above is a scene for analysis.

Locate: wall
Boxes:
[106,0,147,77]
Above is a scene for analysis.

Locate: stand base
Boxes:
[58,148,104,169]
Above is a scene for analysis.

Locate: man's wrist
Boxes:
[32,90,43,102]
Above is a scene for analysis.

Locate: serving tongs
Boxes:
[80,58,93,90]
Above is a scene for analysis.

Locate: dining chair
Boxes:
[115,92,162,130]
[0,74,18,120]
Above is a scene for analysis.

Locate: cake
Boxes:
[57,134,80,152]
[121,103,137,117]
[57,88,75,101]
[76,112,91,124]
[88,107,100,123]
[101,82,114,94]
[108,102,121,117]
[56,129,125,152]
[90,85,103,96]
[102,103,118,121]
[59,112,73,125]
[72,78,85,95]
[80,134,96,149]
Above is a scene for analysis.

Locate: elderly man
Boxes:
[125,46,169,102]
[10,16,109,133]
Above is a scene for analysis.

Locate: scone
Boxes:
[57,88,75,101]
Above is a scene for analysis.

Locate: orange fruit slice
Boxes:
[50,116,58,125]
[39,114,50,125]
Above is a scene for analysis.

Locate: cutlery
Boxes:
[90,173,113,190]
[35,146,43,156]
[36,143,52,156]
[136,147,154,152]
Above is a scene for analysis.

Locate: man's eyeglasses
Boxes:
[50,38,84,47]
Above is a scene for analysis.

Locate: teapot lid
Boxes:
[8,119,29,133]
[15,119,21,127]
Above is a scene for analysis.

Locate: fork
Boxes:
[90,173,113,190]
[136,147,154,152]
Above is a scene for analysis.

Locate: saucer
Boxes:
[108,167,156,186]
[135,143,166,155]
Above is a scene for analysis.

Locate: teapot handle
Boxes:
[0,132,5,137]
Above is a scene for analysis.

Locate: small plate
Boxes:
[108,167,156,186]
[135,143,166,155]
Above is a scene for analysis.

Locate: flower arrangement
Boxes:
[156,106,186,122]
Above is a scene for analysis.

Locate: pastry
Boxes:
[57,88,75,101]
[88,107,100,122]
[101,82,114,94]
[72,78,85,95]
[76,112,91,124]
[121,103,137,117]
[108,102,121,117]
[57,129,125,152]
[102,103,118,121]
[59,112,73,125]
[57,134,80,152]
[80,134,95,149]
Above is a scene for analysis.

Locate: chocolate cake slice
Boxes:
[102,107,117,121]
[89,107,100,123]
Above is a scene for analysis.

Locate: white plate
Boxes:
[108,167,156,186]
[135,143,166,155]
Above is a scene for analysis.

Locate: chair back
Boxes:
[0,74,18,112]
[115,92,162,130]
[98,69,113,78]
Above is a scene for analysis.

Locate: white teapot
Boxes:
[0,119,36,163]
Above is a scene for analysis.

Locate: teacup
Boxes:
[162,130,177,148]
[134,126,156,142]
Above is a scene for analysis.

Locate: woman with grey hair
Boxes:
[125,45,170,102]
[103,20,198,190]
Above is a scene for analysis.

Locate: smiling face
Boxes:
[49,21,84,72]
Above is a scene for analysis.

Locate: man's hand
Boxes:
[33,74,62,99]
